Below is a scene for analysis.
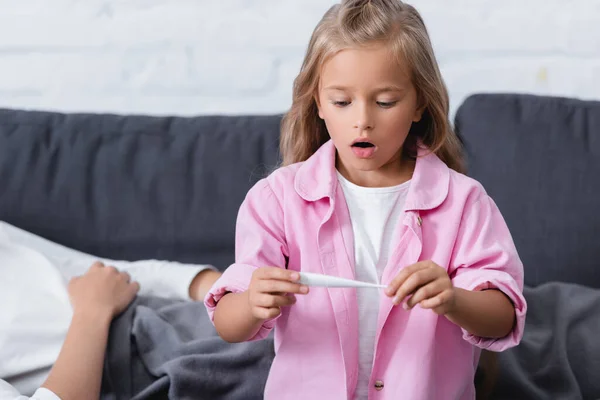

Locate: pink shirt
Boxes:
[205,140,526,400]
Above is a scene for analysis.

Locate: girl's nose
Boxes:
[354,104,374,131]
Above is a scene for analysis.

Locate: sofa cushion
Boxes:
[455,94,600,288]
[0,109,282,270]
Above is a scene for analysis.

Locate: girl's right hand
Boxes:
[247,267,309,320]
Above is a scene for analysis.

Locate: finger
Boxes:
[256,293,297,308]
[257,267,300,283]
[254,306,282,320]
[129,281,141,296]
[422,290,454,315]
[120,271,131,283]
[91,261,105,269]
[385,262,429,296]
[105,265,119,275]
[393,267,439,306]
[405,279,447,309]
[257,280,308,295]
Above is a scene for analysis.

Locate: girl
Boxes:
[205,1,526,399]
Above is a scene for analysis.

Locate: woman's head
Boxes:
[280,0,464,174]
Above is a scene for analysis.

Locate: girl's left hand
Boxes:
[385,261,456,315]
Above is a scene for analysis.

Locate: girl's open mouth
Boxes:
[351,141,376,158]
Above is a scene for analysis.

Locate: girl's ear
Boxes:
[315,94,324,120]
[412,89,426,122]
[413,92,426,122]
[412,105,425,123]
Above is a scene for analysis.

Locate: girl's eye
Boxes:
[332,101,350,107]
[377,101,397,108]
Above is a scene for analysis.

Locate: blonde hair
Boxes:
[280,0,465,173]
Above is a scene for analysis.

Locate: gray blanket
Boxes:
[491,282,600,400]
[100,283,599,400]
[101,297,274,400]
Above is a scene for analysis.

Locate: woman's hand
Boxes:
[68,261,140,319]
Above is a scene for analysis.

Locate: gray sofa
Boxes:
[1,93,598,399]
[455,94,600,400]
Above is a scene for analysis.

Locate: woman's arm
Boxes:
[41,311,112,400]
[38,263,220,400]
[41,263,139,400]
[1,220,218,301]
[188,268,223,301]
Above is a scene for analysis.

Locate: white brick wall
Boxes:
[0,0,599,116]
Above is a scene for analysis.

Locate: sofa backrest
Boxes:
[455,94,600,288]
[3,94,599,286]
[0,109,282,270]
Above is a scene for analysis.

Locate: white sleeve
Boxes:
[1,220,218,301]
[0,380,61,400]
[100,259,217,300]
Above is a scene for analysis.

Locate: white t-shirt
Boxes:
[0,221,214,400]
[337,172,410,400]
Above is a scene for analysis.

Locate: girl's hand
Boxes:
[385,261,456,315]
[247,267,309,321]
[68,261,140,319]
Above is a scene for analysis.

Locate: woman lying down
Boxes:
[0,221,221,400]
